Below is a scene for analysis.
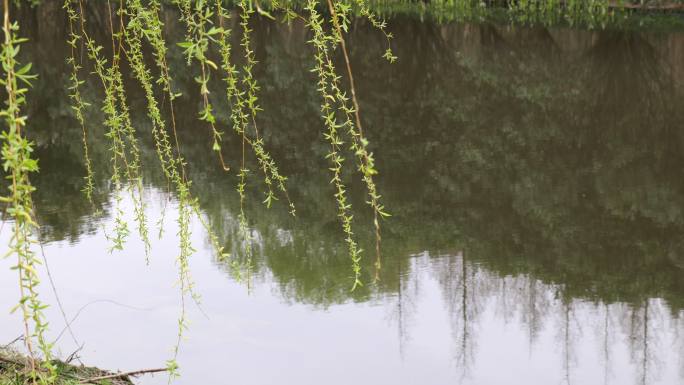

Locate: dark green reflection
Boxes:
[15,5,684,316]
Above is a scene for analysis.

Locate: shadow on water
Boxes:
[6,3,684,384]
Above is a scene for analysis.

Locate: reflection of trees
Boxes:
[558,299,578,385]
[15,5,684,311]
[625,299,664,385]
[387,252,421,358]
[598,304,615,385]
[431,252,497,379]
[676,314,684,381]
[10,6,684,379]
[522,277,551,348]
[584,31,673,128]
[422,252,684,385]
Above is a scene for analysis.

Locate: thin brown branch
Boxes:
[2,335,23,349]
[79,368,168,383]
[325,0,364,137]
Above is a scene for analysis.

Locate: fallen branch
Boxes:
[79,368,168,384]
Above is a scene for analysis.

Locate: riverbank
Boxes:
[360,0,684,30]
[0,348,165,385]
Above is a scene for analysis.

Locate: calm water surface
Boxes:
[2,5,684,385]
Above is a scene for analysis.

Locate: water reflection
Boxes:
[3,4,684,384]
[383,252,684,385]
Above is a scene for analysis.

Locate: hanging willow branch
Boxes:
[1,0,56,383]
[325,0,392,281]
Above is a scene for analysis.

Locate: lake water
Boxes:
[1,4,684,385]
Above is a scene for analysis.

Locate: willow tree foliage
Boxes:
[2,0,397,379]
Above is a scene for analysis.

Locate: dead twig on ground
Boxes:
[79,368,168,384]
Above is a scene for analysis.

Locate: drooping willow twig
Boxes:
[304,0,366,289]
[326,0,391,281]
[65,2,95,204]
[1,0,56,381]
[174,0,232,172]
[67,0,150,254]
